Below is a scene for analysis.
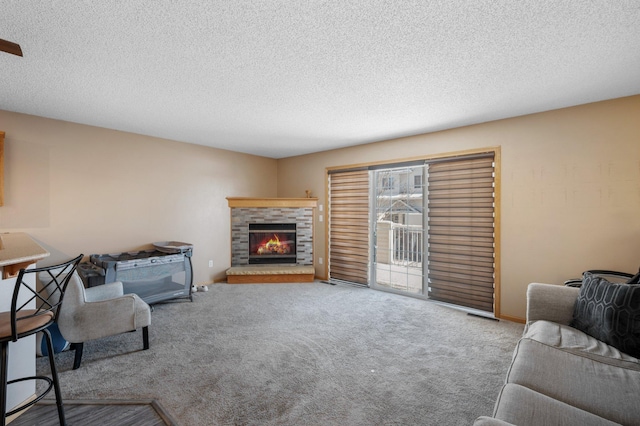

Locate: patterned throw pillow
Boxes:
[570,272,640,358]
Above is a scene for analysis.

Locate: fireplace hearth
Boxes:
[249,223,296,264]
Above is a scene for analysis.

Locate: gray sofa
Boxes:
[475,283,640,426]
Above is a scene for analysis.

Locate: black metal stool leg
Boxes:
[72,343,84,370]
[43,329,66,425]
[1,342,8,426]
[143,327,149,350]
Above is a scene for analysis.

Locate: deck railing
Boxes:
[391,223,423,266]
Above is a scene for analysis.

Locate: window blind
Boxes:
[328,169,370,285]
[427,156,495,312]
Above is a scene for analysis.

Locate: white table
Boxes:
[0,233,49,418]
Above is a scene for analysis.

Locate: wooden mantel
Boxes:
[226,197,318,208]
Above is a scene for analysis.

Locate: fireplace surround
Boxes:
[227,197,317,268]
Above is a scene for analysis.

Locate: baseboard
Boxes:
[497,313,525,324]
[227,273,314,283]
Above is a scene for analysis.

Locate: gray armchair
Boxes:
[57,272,151,369]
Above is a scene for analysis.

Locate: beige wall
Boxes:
[2,96,639,319]
[0,110,278,284]
[276,95,640,321]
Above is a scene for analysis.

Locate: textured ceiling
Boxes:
[1,1,639,159]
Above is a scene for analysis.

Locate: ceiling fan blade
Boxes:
[0,39,23,57]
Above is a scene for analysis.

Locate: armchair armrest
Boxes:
[84,281,124,302]
[526,283,579,325]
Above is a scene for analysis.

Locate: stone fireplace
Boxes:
[227,198,317,267]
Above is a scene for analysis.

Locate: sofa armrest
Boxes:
[526,283,579,325]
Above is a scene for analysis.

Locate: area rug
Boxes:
[10,399,177,426]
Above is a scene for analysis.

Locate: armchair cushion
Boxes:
[570,272,640,358]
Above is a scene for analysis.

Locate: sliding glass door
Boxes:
[371,166,425,295]
[328,150,497,314]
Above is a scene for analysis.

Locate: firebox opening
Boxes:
[248,223,297,265]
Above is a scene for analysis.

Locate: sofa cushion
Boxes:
[524,320,640,366]
[506,338,640,425]
[570,273,640,358]
[491,383,620,426]
[473,416,516,426]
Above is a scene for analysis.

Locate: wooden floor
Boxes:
[10,399,177,426]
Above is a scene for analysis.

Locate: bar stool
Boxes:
[0,254,82,426]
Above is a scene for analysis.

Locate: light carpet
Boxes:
[38,282,524,425]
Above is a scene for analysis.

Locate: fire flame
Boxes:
[256,234,291,255]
